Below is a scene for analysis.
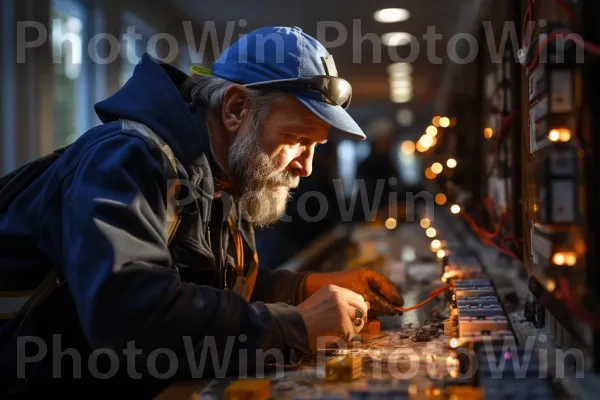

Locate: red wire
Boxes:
[559,278,600,331]
[522,0,535,47]
[459,211,522,262]
[553,0,581,32]
[394,285,451,312]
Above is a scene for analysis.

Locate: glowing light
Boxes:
[546,279,556,292]
[431,162,443,174]
[450,204,461,214]
[401,140,416,154]
[552,252,577,266]
[565,253,577,266]
[416,141,428,153]
[420,218,431,229]
[382,32,412,46]
[387,63,413,75]
[430,239,441,251]
[548,128,572,142]
[437,249,446,258]
[435,193,447,205]
[447,158,457,168]
[419,135,434,148]
[391,86,412,96]
[426,125,438,136]
[432,116,441,127]
[426,227,437,238]
[373,8,411,23]
[484,127,494,139]
[450,338,459,348]
[390,91,413,103]
[440,117,450,128]
[425,167,437,180]
[385,218,397,230]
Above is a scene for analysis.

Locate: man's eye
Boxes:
[287,134,302,144]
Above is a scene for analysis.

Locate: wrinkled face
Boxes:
[228,96,330,227]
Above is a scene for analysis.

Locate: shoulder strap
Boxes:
[10,121,182,329]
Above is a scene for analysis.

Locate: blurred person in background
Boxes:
[353,119,404,221]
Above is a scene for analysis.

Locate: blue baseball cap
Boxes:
[195,26,365,139]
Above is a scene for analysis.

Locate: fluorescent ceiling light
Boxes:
[391,87,412,96]
[387,63,413,75]
[390,79,411,88]
[373,8,410,23]
[391,92,412,103]
[381,32,412,46]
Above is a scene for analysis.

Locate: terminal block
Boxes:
[223,379,271,400]
[325,355,362,382]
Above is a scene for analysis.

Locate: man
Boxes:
[0,26,403,397]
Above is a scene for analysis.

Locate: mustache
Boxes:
[264,171,300,189]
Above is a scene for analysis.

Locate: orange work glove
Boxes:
[303,267,404,316]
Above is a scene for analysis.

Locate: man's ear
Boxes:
[221,85,250,134]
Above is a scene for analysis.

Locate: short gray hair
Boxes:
[182,75,286,119]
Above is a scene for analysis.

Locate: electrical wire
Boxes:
[393,284,451,312]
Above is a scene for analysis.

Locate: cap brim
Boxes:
[294,96,366,139]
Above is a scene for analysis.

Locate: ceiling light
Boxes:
[387,63,413,75]
[373,8,410,23]
[391,87,412,96]
[390,92,412,103]
[390,79,411,88]
[382,32,412,46]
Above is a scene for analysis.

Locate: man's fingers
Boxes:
[337,287,368,316]
[367,271,404,307]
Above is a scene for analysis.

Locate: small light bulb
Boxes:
[426,227,437,238]
[430,239,441,251]
[450,338,459,348]
[446,158,457,168]
[548,128,572,143]
[420,218,431,229]
[450,204,461,214]
[435,193,447,205]
[484,128,493,139]
[431,163,443,174]
[440,117,450,128]
[552,253,565,266]
[437,249,446,258]
[385,218,397,230]
[426,125,438,136]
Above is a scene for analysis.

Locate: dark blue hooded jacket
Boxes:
[0,54,311,398]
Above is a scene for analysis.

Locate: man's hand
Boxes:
[297,285,368,352]
[303,267,403,316]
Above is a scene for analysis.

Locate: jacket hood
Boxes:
[94,53,210,168]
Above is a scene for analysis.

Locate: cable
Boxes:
[393,284,451,312]
[558,277,600,331]
[553,0,581,32]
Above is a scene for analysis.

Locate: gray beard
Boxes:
[228,115,299,228]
